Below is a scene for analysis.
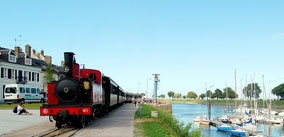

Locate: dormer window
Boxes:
[25,58,32,65]
[9,55,16,63]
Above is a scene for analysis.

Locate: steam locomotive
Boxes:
[40,52,130,128]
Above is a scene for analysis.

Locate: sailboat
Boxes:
[230,129,249,137]
[216,124,234,131]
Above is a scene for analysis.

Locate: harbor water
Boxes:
[172,103,284,137]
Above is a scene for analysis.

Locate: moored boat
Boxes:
[230,129,249,137]
[216,124,234,131]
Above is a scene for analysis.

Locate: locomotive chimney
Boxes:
[64,52,75,78]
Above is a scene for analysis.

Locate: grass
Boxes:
[134,104,202,137]
[0,103,43,109]
[142,122,174,137]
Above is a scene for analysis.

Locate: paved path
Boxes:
[74,104,137,137]
[0,104,137,137]
[0,109,47,136]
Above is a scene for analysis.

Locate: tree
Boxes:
[272,83,284,99]
[174,93,182,98]
[168,91,175,98]
[158,94,165,98]
[207,90,213,98]
[223,87,237,99]
[187,91,198,99]
[212,89,222,100]
[242,83,262,99]
[44,63,54,82]
[199,93,205,99]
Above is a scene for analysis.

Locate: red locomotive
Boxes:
[40,52,127,128]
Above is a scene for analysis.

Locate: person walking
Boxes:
[134,98,137,106]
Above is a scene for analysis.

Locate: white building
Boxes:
[0,45,59,103]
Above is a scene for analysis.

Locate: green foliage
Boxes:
[0,103,42,109]
[142,122,174,137]
[168,91,175,98]
[134,93,143,98]
[187,91,197,99]
[242,83,262,99]
[223,87,237,99]
[44,63,54,82]
[199,93,205,99]
[206,90,213,98]
[135,104,201,137]
[272,83,284,98]
[158,94,166,98]
[212,89,222,99]
[173,93,182,98]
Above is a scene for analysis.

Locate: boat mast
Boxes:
[235,69,237,109]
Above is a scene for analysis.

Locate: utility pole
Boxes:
[152,73,160,103]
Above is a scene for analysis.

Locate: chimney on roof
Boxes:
[45,56,52,64]
[14,46,21,57]
[41,50,44,56]
[25,44,31,57]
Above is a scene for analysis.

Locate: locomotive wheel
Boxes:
[56,119,62,129]
[78,115,86,128]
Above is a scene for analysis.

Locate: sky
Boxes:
[1,0,284,99]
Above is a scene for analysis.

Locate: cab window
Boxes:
[5,87,16,93]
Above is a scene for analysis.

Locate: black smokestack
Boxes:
[64,52,75,77]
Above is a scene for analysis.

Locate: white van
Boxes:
[4,84,45,104]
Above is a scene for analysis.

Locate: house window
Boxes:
[1,68,4,78]
[24,71,27,80]
[8,69,16,79]
[9,55,16,63]
[29,72,31,81]
[32,72,35,81]
[8,69,11,79]
[15,70,17,80]
[1,68,7,78]
[37,73,39,82]
[25,58,32,65]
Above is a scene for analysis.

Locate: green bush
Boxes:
[135,104,202,137]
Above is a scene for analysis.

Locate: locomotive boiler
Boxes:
[40,52,126,128]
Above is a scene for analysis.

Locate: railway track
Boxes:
[31,126,80,137]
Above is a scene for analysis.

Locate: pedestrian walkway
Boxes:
[0,103,137,137]
[0,109,47,136]
[74,103,137,137]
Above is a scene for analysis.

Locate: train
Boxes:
[40,52,134,128]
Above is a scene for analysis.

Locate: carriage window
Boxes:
[20,87,25,93]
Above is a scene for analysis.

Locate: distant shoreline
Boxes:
[162,99,284,110]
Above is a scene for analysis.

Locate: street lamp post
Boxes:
[152,74,160,103]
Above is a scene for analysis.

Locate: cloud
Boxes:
[272,32,284,39]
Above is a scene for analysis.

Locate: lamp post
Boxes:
[152,73,160,103]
